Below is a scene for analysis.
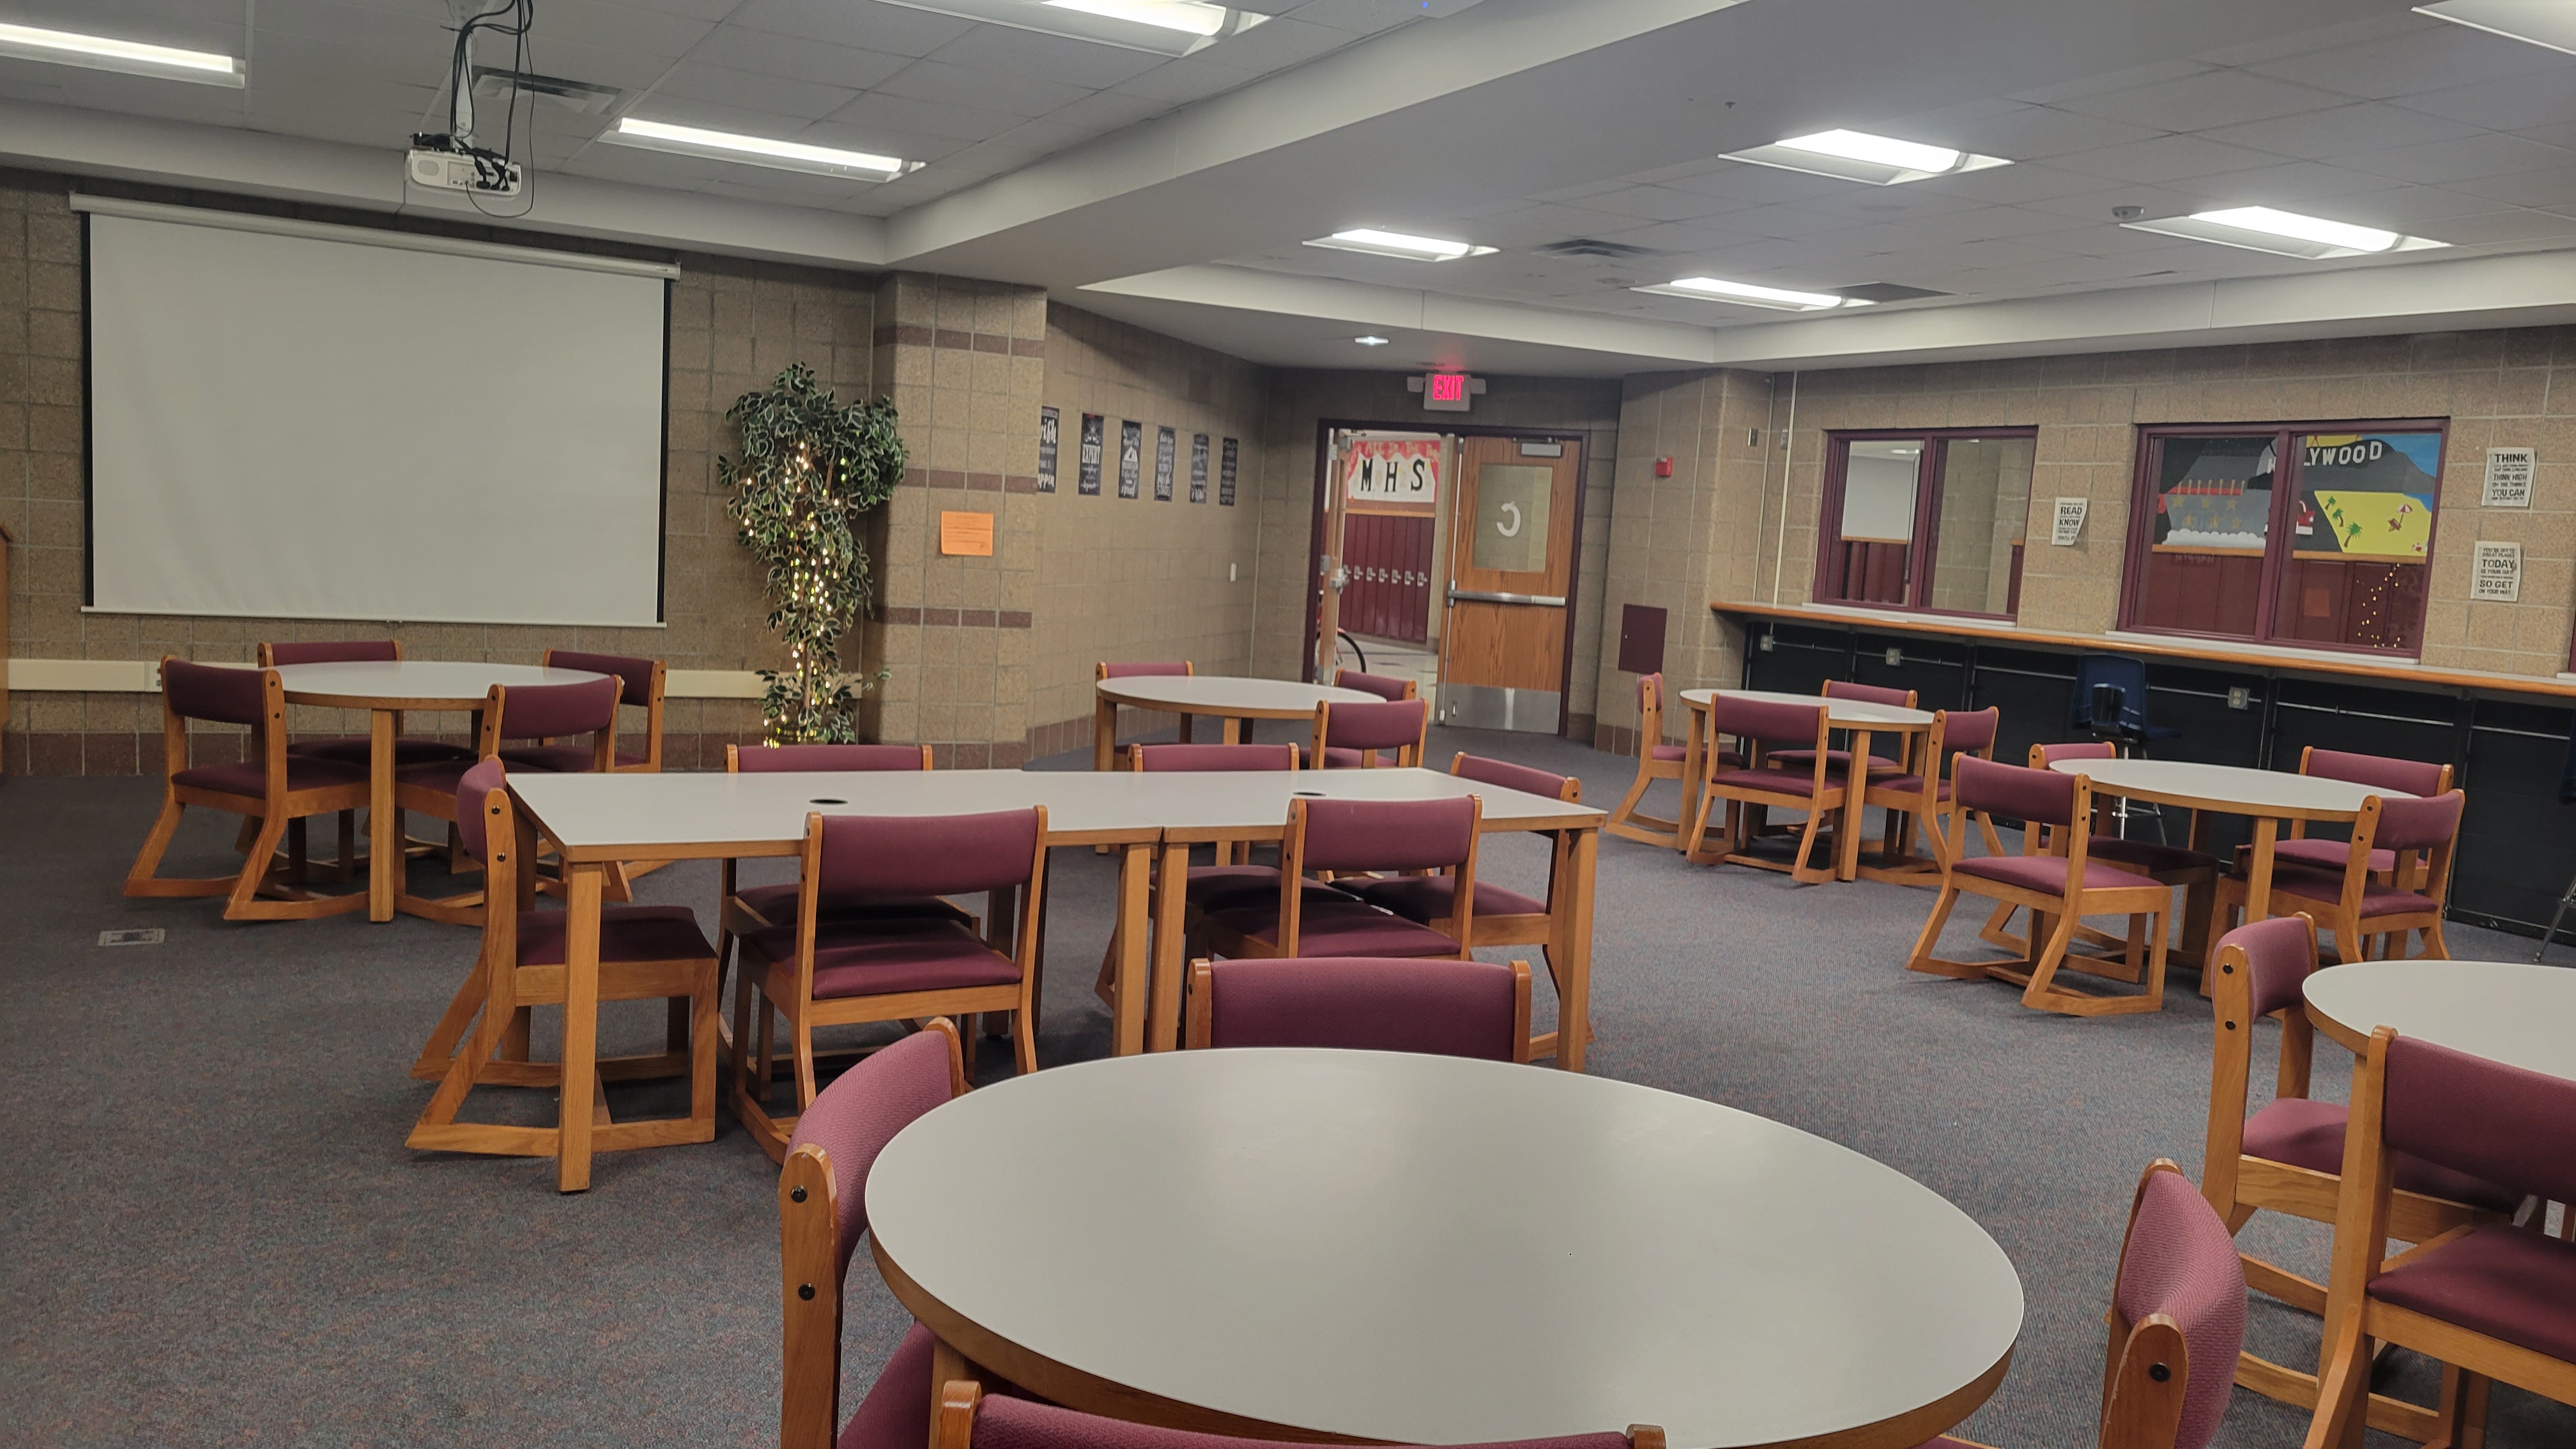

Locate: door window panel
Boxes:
[1471,464,1552,574]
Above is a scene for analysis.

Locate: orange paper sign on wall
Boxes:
[939,510,995,556]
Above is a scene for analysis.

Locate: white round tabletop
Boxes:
[868,1050,2022,1449]
[1097,675,1381,717]
[1680,687,1934,727]
[2046,758,2402,818]
[272,660,608,707]
[2304,960,2576,1081]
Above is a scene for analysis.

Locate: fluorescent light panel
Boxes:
[1353,335,1391,346]
[1303,229,1498,262]
[604,119,914,180]
[0,20,243,86]
[2414,0,2576,56]
[1045,0,1229,35]
[1632,277,1871,312]
[871,0,1268,56]
[2120,206,2446,260]
[1722,128,2009,186]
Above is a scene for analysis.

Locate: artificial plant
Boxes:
[719,363,906,743]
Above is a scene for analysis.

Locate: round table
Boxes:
[2303,960,2576,1080]
[1677,689,1938,881]
[868,1050,2023,1449]
[1094,675,1382,765]
[273,661,608,922]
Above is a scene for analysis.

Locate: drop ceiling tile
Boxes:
[238,29,434,88]
[1908,162,2110,206]
[1206,16,1354,71]
[921,25,1167,89]
[800,116,979,160]
[728,0,977,57]
[685,26,917,91]
[252,0,445,50]
[1033,88,1175,131]
[982,114,1119,156]
[618,0,747,19]
[2408,209,2576,243]
[1282,0,1416,35]
[2446,167,2576,208]
[2191,160,2414,205]
[1575,185,1741,222]
[1596,219,1758,253]
[2391,69,2576,132]
[2057,67,2350,132]
[2320,184,2511,227]
[657,61,861,120]
[2046,133,2289,184]
[1112,57,1264,104]
[1781,187,1990,222]
[1615,156,1730,187]
[2189,12,2435,68]
[2247,22,2569,102]
[2197,102,2482,161]
[2009,59,2209,107]
[509,38,684,91]
[1709,203,1879,240]
[878,57,1096,115]
[1529,179,1627,203]
[528,0,716,59]
[1656,164,1855,205]
[1906,105,2166,162]
[2339,132,2576,183]
[826,91,1024,141]
[2012,181,2213,226]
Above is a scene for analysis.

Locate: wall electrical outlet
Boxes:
[2227,686,2251,710]
[1229,562,1237,582]
[1884,647,1903,666]
[1758,633,1775,652]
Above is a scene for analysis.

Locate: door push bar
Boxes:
[1447,588,1567,608]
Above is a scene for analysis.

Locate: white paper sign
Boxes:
[2483,447,2535,508]
[2473,540,2523,602]
[2050,496,2089,546]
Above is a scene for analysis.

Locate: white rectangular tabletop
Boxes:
[507,767,1604,861]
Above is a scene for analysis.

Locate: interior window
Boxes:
[1813,431,2034,618]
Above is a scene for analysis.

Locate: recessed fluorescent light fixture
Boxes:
[603,119,916,180]
[1303,229,1498,262]
[1631,277,1873,312]
[1353,335,1392,346]
[2120,206,2448,260]
[1722,129,2009,186]
[872,0,1267,56]
[2414,0,2576,56]
[0,20,243,86]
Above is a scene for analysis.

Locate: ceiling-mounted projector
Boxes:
[407,142,523,197]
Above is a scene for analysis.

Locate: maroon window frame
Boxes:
[1809,427,2036,620]
[2117,419,2448,658]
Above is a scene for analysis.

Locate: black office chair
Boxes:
[2067,654,2180,842]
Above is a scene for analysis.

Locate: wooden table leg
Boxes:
[1147,839,1189,1052]
[1111,841,1152,1057]
[367,709,397,922]
[1093,697,1118,772]
[558,860,604,1193]
[2242,816,2278,932]
[1220,716,1241,745]
[1680,700,1708,854]
[1556,827,1597,1073]
[1836,727,1873,882]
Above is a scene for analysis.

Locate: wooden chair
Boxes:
[261,638,471,766]
[779,1018,969,1449]
[1906,755,2174,1017]
[2303,1029,2576,1449]
[1768,678,1917,779]
[538,648,666,772]
[392,676,619,923]
[1685,693,1843,884]
[2201,916,2517,1443]
[1185,956,1532,1062]
[934,1383,1661,1449]
[406,759,720,1166]
[1606,672,1695,848]
[125,658,372,921]
[2217,791,2465,964]
[1200,795,1478,961]
[1095,659,1195,760]
[1983,741,2221,975]
[1096,742,1313,1006]
[1309,696,1430,769]
[491,673,622,775]
[1333,666,1418,700]
[2275,747,2453,878]
[1860,706,2001,882]
[732,808,1047,1161]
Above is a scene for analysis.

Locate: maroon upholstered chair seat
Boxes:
[500,742,650,772]
[2264,836,2396,874]
[1953,854,2150,894]
[1766,747,1903,774]
[2240,1096,2517,1211]
[1341,873,1545,921]
[2368,1223,2576,1362]
[2090,836,2220,874]
[1706,766,1835,797]
[1868,773,1950,804]
[747,917,1022,998]
[1195,956,1522,1060]
[1204,899,1459,957]
[395,755,487,795]
[1184,866,1359,912]
[733,880,974,929]
[514,906,717,966]
[290,736,473,767]
[2264,864,2440,917]
[1316,745,1392,769]
[1648,742,1688,762]
[174,756,366,797]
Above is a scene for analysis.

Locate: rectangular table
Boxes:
[505,767,1605,1191]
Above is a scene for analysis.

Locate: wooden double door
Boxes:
[1439,434,1583,733]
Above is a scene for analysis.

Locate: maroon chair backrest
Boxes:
[454,757,508,864]
[1708,694,1823,749]
[2308,747,2446,799]
[2383,1033,2576,1220]
[967,1394,1629,1449]
[494,676,620,741]
[1453,753,1571,801]
[1134,744,1297,772]
[1940,707,2001,756]
[2368,790,2464,854]
[1638,672,1664,712]
[1201,958,1521,1061]
[1334,669,1413,702]
[164,659,268,728]
[546,648,657,707]
[1825,679,1911,707]
[2034,740,2116,767]
[2113,1169,2249,1449]
[263,640,396,666]
[817,809,1039,900]
[785,1025,956,1271]
[1101,661,1190,678]
[739,744,928,772]
[1953,755,2077,828]
[2214,915,2315,1020]
[1300,795,1475,874]
[1324,698,1430,751]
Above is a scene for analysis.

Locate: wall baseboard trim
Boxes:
[6,659,767,699]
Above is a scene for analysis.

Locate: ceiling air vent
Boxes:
[1832,282,1951,303]
[1535,238,1664,261]
[471,66,625,116]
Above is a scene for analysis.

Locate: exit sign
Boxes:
[1409,372,1485,413]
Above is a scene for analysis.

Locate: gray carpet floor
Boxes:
[4,726,2570,1448]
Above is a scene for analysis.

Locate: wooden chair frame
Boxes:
[1094,660,1197,765]
[2304,1029,2575,1449]
[1684,702,1843,885]
[1307,698,1429,770]
[1981,742,2218,980]
[545,648,668,774]
[381,685,515,924]
[1200,796,1480,962]
[1772,678,1920,781]
[125,661,371,921]
[2284,746,2454,879]
[933,1381,1665,1449]
[1606,673,1688,849]
[406,774,719,1163]
[779,1018,968,1449]
[732,809,1046,1162]
[1906,770,2175,1017]
[2202,917,2503,1443]
[1332,666,1419,700]
[1092,740,1293,1008]
[1425,753,1590,1059]
[2218,793,2462,965]
[1183,957,1535,1064]
[1860,709,2004,883]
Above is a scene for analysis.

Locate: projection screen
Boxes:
[84,201,671,626]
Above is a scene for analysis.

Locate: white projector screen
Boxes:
[86,207,670,626]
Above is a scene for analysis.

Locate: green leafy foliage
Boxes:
[719,364,905,743]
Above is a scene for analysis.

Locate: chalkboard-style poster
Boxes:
[1190,433,1209,503]
[1154,425,1176,502]
[1036,406,1059,493]
[1119,420,1142,499]
[1219,437,1239,506]
[1078,413,1103,496]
